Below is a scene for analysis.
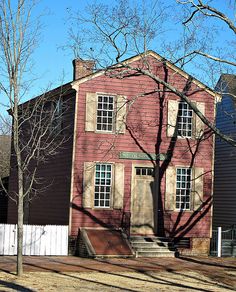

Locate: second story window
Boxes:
[177,101,193,138]
[96,95,114,132]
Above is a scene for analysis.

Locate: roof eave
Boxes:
[71,50,221,101]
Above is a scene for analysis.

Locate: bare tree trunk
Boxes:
[13,94,24,275]
[0,0,67,276]
[17,175,24,276]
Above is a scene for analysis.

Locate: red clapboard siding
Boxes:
[71,57,215,238]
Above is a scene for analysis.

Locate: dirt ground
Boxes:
[0,256,235,291]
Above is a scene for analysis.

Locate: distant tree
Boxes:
[0,0,67,276]
[66,0,236,238]
[68,0,235,145]
[0,115,11,135]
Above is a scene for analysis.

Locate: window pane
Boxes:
[147,168,153,176]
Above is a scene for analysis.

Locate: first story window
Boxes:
[176,167,192,210]
[96,95,114,132]
[177,101,193,138]
[94,163,112,208]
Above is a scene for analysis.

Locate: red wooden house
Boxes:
[7,51,219,256]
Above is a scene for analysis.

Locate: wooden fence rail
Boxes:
[0,224,68,256]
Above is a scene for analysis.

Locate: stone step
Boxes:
[131,241,174,248]
[130,239,174,247]
[131,243,162,248]
[129,236,176,258]
[130,236,172,243]
[132,246,175,252]
[135,250,176,257]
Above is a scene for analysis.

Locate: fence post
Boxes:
[217,226,222,257]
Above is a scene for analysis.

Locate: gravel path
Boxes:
[0,256,235,291]
[0,269,235,292]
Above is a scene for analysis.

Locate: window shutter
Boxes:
[165,166,176,210]
[113,163,124,209]
[167,100,179,137]
[83,162,95,208]
[116,95,126,134]
[194,102,205,139]
[192,167,204,211]
[85,92,96,131]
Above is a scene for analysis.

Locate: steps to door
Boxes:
[130,236,176,257]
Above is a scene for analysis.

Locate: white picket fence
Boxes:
[0,224,68,256]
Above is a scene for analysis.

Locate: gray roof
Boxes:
[0,135,11,178]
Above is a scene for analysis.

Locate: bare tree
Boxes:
[0,114,11,135]
[66,0,235,240]
[0,0,68,276]
[175,1,236,69]
[68,0,235,145]
[0,133,10,180]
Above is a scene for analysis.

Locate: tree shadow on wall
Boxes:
[71,62,214,255]
[126,64,214,240]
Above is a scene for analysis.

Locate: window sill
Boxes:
[165,210,194,213]
[174,209,195,213]
[95,130,115,134]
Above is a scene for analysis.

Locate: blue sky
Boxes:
[0,0,235,116]
[33,0,236,88]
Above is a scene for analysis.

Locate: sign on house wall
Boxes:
[119,152,167,161]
